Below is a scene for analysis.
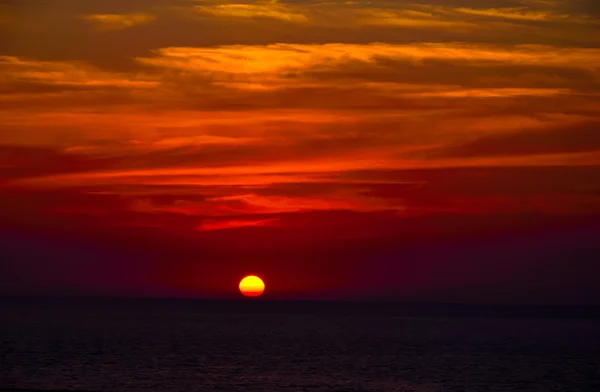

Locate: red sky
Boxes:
[1,0,599,303]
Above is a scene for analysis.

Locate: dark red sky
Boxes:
[1,0,599,303]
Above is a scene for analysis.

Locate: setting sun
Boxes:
[239,276,265,297]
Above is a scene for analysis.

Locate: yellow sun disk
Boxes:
[239,275,265,297]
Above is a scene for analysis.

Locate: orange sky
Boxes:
[1,0,599,302]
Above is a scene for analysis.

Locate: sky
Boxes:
[1,0,599,303]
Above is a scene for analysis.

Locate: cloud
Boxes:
[408,87,570,97]
[438,121,600,157]
[182,0,600,34]
[9,146,600,193]
[190,1,465,29]
[0,56,157,90]
[130,198,212,216]
[84,13,156,30]
[197,217,279,231]
[0,145,108,182]
[4,166,599,241]
[136,43,600,90]
[453,6,569,21]
[204,192,401,214]
[354,8,476,30]
[2,45,598,193]
[3,42,598,113]
[193,2,308,22]
[127,42,600,114]
[126,192,392,217]
[8,156,398,188]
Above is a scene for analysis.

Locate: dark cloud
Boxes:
[439,121,600,157]
[0,0,191,14]
[306,59,599,90]
[347,166,600,197]
[0,145,116,180]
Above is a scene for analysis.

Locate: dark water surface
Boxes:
[1,298,599,392]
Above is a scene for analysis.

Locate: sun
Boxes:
[239,275,265,297]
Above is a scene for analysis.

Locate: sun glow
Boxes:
[239,275,265,297]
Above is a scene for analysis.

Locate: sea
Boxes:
[1,298,599,392]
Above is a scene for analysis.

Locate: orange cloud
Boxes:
[0,56,158,90]
[193,2,308,23]
[4,42,597,111]
[183,1,597,34]
[149,135,259,149]
[136,43,600,87]
[453,7,571,22]
[2,31,599,193]
[355,9,475,30]
[0,106,361,149]
[409,87,570,98]
[84,13,156,31]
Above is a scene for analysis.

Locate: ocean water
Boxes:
[1,299,599,392]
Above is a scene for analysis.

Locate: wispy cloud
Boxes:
[197,217,279,231]
[205,192,401,214]
[183,0,600,33]
[84,13,156,30]
[453,7,567,21]
[354,8,476,30]
[0,56,157,89]
[135,43,600,93]
[138,43,600,76]
[193,2,308,22]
